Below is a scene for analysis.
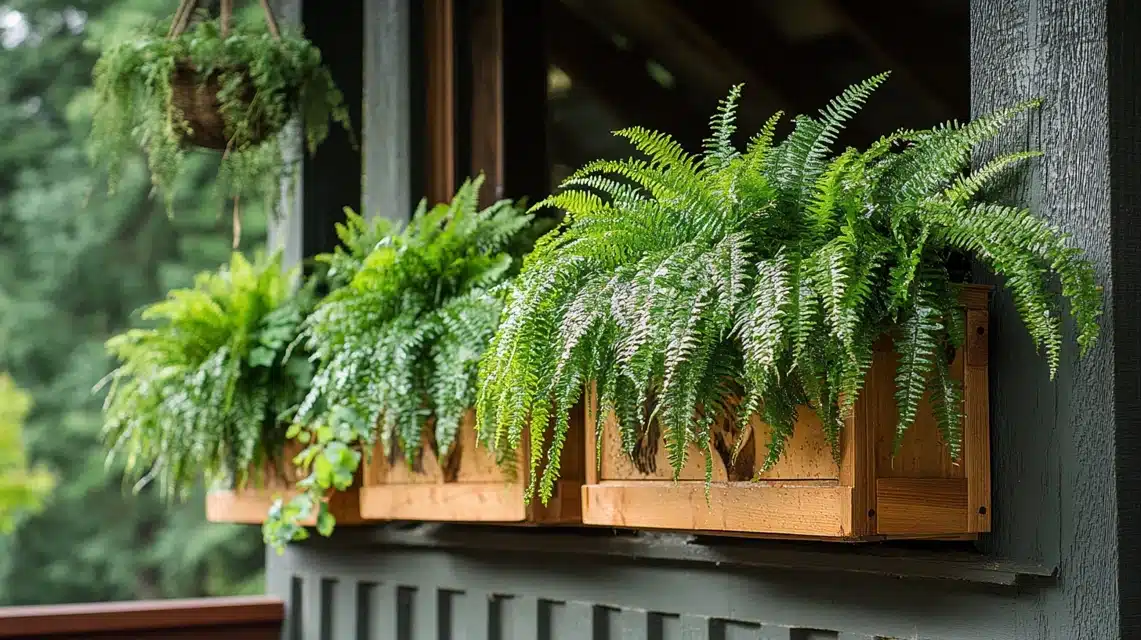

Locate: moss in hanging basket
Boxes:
[90,15,352,214]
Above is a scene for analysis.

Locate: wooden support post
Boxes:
[461,0,548,205]
[425,0,457,205]
[269,0,364,264]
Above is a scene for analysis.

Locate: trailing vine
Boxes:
[90,5,351,226]
[262,176,532,551]
[476,74,1103,504]
[98,251,316,500]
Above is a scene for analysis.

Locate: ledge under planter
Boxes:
[359,406,585,525]
[206,443,365,527]
[581,285,992,541]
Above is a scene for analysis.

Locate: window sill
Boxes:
[318,523,1056,587]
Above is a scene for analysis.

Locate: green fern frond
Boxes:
[703,84,745,169]
[270,176,530,546]
[477,77,1102,501]
[100,251,312,501]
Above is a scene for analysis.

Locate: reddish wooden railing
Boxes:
[0,595,284,639]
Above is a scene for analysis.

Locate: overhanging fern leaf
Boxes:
[477,76,1102,502]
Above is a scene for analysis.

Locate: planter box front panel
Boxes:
[360,406,585,524]
[583,285,991,541]
[206,442,365,526]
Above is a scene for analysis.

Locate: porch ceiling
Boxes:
[545,0,969,177]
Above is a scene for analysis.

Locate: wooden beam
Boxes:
[425,0,457,205]
[0,597,283,639]
[466,0,504,204]
[269,0,363,266]
[460,0,549,205]
[363,0,414,221]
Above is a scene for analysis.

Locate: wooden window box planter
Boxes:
[359,407,586,524]
[581,285,991,541]
[205,442,364,526]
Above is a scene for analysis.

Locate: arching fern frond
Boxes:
[100,251,313,502]
[477,76,1102,502]
[264,175,531,550]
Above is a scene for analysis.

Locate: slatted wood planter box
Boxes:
[206,442,364,526]
[582,285,991,541]
[359,406,585,524]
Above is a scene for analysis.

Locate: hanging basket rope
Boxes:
[167,0,285,150]
[166,0,287,249]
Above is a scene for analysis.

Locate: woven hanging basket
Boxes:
[167,0,285,151]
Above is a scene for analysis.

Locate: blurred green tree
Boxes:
[0,375,54,533]
[0,0,268,603]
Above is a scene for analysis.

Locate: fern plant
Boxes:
[98,251,315,500]
[477,73,1103,504]
[262,176,532,551]
[90,7,351,222]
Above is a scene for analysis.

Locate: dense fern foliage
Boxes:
[477,74,1103,504]
[99,252,315,500]
[90,12,351,216]
[262,177,531,550]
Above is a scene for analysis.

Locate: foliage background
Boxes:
[0,0,265,603]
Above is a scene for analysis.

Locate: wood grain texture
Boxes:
[868,344,967,480]
[0,596,283,639]
[964,309,992,532]
[206,485,365,527]
[360,482,527,522]
[361,406,585,524]
[424,0,456,204]
[840,372,875,537]
[365,411,510,486]
[973,0,1125,637]
[467,0,504,205]
[363,0,412,220]
[584,383,599,485]
[585,286,988,541]
[597,401,836,483]
[582,482,853,537]
[205,441,364,525]
[875,478,969,535]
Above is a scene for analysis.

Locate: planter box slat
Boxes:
[359,406,585,524]
[583,482,852,537]
[205,442,364,526]
[582,284,991,541]
[875,477,969,535]
[361,483,528,521]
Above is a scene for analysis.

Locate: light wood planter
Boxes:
[359,407,585,524]
[582,285,991,541]
[206,442,365,527]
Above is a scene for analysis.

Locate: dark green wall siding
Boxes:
[268,533,1020,640]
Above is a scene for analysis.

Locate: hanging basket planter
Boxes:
[165,0,287,151]
[90,0,352,244]
[169,62,278,151]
